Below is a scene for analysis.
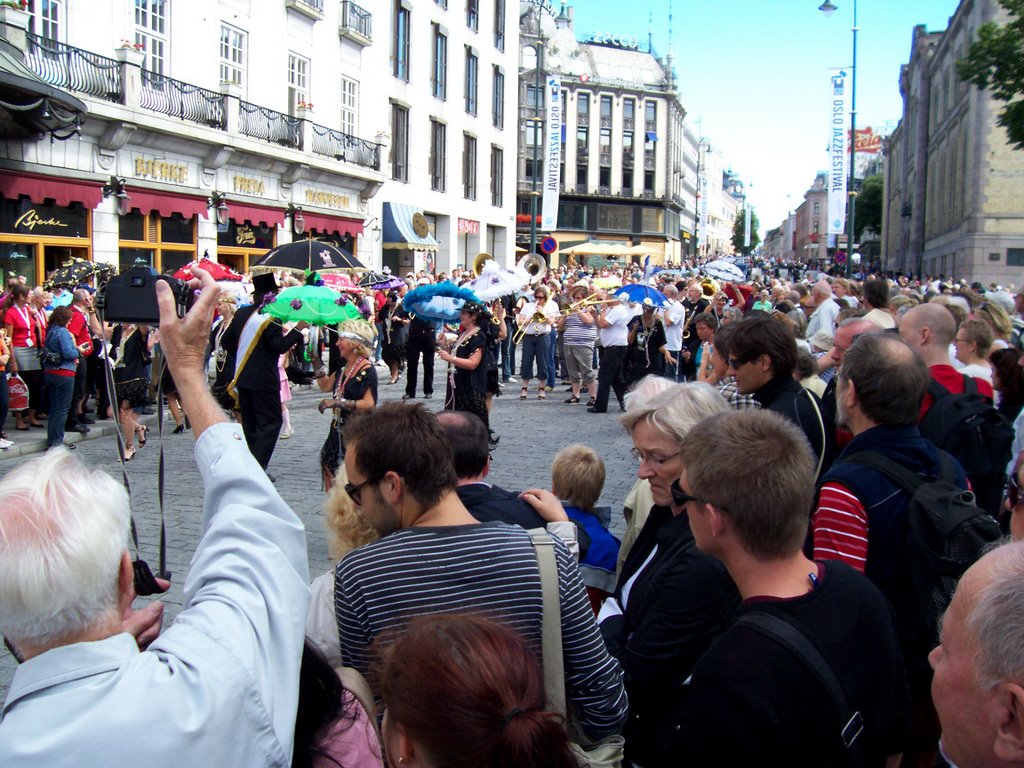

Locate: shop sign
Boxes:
[133,156,190,185]
[0,199,88,238]
[235,224,257,245]
[457,218,479,235]
[303,189,351,210]
[217,220,274,250]
[232,175,267,196]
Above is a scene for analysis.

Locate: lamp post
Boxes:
[694,138,710,260]
[527,27,544,258]
[820,0,856,278]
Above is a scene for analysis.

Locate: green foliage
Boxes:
[731,208,760,255]
[956,0,1024,150]
[855,174,884,240]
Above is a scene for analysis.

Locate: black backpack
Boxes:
[842,451,1001,688]
[918,376,1014,517]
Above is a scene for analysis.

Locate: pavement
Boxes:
[0,363,637,699]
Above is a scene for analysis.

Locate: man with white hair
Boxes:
[805,279,840,339]
[930,541,1024,767]
[0,269,310,767]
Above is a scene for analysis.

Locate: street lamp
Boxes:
[524,16,545,259]
[820,0,857,278]
[694,138,710,260]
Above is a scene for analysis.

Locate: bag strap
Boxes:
[841,450,954,493]
[336,665,383,745]
[530,529,567,717]
[738,611,864,759]
[802,388,827,479]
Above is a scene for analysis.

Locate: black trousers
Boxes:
[238,387,282,470]
[593,345,628,412]
[405,335,435,397]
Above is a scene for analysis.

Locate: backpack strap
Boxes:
[802,387,827,480]
[839,450,927,495]
[529,529,567,717]
[738,611,865,761]
[962,374,978,396]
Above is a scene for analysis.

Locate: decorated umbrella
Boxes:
[173,257,243,282]
[615,284,666,307]
[464,260,529,302]
[402,281,481,323]
[264,285,362,326]
[320,272,362,293]
[592,276,623,290]
[45,259,115,289]
[701,259,745,284]
[357,270,403,290]
[251,239,365,274]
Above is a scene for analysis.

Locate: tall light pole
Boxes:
[694,137,710,261]
[525,5,545,258]
[820,0,857,278]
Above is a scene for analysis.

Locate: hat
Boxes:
[416,277,431,286]
[251,272,278,297]
[809,329,834,352]
[641,298,657,310]
[984,290,1014,314]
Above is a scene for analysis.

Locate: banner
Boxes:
[827,68,849,236]
[743,207,751,249]
[540,75,562,231]
[697,173,709,248]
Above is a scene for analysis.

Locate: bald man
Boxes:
[805,279,840,339]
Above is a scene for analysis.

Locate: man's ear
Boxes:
[842,378,858,412]
[993,682,1024,762]
[117,551,135,614]
[705,503,728,539]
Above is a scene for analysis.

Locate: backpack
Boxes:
[918,376,1014,517]
[841,450,1001,688]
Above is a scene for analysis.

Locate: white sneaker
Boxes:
[280,427,294,439]
[0,438,13,449]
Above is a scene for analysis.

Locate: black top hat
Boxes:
[252,272,278,298]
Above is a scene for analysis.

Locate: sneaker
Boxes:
[280,427,294,439]
[507,376,517,384]
[0,438,13,449]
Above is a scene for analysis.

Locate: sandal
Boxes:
[520,387,528,400]
[137,425,149,446]
[564,395,580,404]
[586,398,597,407]
[123,446,136,462]
[538,390,546,400]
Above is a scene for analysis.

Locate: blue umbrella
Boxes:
[402,281,482,322]
[615,284,666,308]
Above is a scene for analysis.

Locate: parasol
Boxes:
[251,239,365,274]
[464,260,529,302]
[357,270,404,289]
[264,285,362,326]
[701,259,745,284]
[173,258,243,282]
[592,276,623,290]
[402,281,481,323]
[45,259,115,289]
[615,284,666,307]
[320,272,362,293]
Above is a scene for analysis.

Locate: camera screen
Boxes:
[130,275,146,287]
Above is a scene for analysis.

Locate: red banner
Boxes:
[850,127,882,154]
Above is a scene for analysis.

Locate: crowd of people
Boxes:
[3,257,1024,768]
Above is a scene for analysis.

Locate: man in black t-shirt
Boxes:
[672,409,910,767]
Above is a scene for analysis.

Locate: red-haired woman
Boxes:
[380,614,578,768]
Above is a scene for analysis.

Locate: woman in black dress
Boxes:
[208,295,239,415]
[110,323,154,460]
[376,290,408,385]
[314,319,378,492]
[438,301,495,444]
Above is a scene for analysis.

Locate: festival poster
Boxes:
[827,68,849,236]
[540,75,562,231]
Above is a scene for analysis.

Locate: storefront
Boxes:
[215,202,284,274]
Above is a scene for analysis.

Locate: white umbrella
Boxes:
[464,260,530,302]
[701,259,745,283]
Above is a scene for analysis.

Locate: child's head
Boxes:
[552,444,606,512]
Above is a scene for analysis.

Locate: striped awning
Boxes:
[382,202,438,252]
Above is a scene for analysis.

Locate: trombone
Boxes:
[512,311,550,345]
[558,295,619,316]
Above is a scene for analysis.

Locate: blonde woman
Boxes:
[314,320,378,491]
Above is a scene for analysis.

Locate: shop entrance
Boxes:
[44,245,90,281]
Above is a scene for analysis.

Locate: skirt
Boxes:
[13,346,41,372]
[114,377,150,409]
[320,422,344,477]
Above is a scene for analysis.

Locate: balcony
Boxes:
[286,0,325,21]
[339,0,372,45]
[310,122,382,171]
[644,155,656,170]
[600,116,611,128]
[240,100,303,149]
[141,70,225,130]
[623,118,634,131]
[599,152,610,166]
[24,33,122,104]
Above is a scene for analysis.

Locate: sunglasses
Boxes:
[1009,472,1022,508]
[670,479,698,507]
[727,357,750,369]
[344,471,386,506]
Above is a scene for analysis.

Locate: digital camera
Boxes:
[95,266,194,325]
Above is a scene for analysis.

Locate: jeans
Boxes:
[546,329,557,387]
[519,334,549,381]
[46,373,74,447]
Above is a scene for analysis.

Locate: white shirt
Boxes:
[517,299,559,336]
[663,299,686,352]
[805,296,840,339]
[600,304,630,347]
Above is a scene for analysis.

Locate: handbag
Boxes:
[7,373,28,411]
[530,530,626,768]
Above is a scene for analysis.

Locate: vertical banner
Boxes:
[540,75,562,231]
[697,173,709,248]
[828,68,849,236]
[743,207,751,249]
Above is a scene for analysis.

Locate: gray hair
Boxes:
[621,374,675,412]
[967,540,1024,688]
[620,381,729,444]
[0,448,130,645]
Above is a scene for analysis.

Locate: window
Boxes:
[577,127,588,154]
[577,93,590,123]
[622,131,633,161]
[813,201,820,215]
[597,204,631,230]
[576,164,587,186]
[118,210,196,273]
[463,134,477,200]
[599,128,611,157]
[1009,248,1024,267]
[490,145,503,206]
[135,0,168,74]
[641,208,664,232]
[287,53,309,114]
[392,0,410,81]
[465,48,478,114]
[491,66,504,128]
[525,121,542,148]
[493,0,505,50]
[430,119,447,192]
[526,84,541,113]
[599,167,610,188]
[391,102,409,182]
[525,157,541,182]
[623,97,635,126]
[27,0,63,41]
[432,25,447,99]
[645,101,656,129]
[219,23,246,90]
[340,76,358,135]
[466,0,478,31]
[622,167,633,190]
[557,203,587,229]
[643,170,654,193]
[600,95,612,126]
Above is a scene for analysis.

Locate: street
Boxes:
[0,367,637,698]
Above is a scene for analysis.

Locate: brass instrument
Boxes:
[516,253,548,286]
[558,296,618,316]
[472,252,493,276]
[700,277,720,298]
[512,310,550,345]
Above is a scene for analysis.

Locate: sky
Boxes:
[565,0,963,235]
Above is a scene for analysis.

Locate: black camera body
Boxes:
[96,266,194,325]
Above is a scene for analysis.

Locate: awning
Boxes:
[0,38,86,139]
[303,211,363,237]
[228,201,286,228]
[0,171,103,208]
[126,189,210,220]
[382,202,438,252]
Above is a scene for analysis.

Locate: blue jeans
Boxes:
[46,373,74,447]
[519,334,549,382]
[546,330,557,387]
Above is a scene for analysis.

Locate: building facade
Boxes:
[883,0,1024,284]
[793,171,829,266]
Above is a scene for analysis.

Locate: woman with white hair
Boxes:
[315,320,378,491]
[599,382,740,768]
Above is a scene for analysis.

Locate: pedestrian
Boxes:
[556,284,597,405]
[516,285,558,400]
[41,306,82,450]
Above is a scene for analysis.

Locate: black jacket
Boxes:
[755,374,837,480]
[220,304,303,392]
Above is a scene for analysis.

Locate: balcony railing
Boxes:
[310,122,381,171]
[339,0,372,44]
[286,0,325,19]
[141,70,225,129]
[240,101,303,149]
[24,33,122,103]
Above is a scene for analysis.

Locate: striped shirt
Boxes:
[811,482,869,570]
[335,521,628,739]
[563,313,598,347]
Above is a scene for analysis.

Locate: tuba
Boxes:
[699,277,720,298]
[516,253,548,286]
[472,252,494,276]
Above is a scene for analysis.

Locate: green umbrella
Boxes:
[264,285,361,326]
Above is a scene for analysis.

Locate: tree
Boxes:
[731,208,760,255]
[957,0,1024,150]
[855,174,883,241]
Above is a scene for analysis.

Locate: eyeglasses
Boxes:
[631,447,680,466]
[727,357,751,369]
[534,295,546,300]
[670,479,698,507]
[344,471,386,506]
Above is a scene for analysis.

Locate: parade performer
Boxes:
[439,300,495,444]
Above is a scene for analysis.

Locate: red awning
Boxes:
[0,171,104,208]
[228,201,286,228]
[126,189,210,219]
[303,211,364,237]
